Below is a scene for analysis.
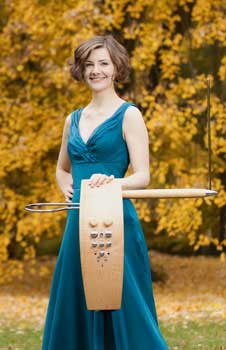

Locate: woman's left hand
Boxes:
[88,173,115,187]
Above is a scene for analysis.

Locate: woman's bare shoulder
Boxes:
[65,113,72,126]
[123,104,143,123]
[62,113,73,136]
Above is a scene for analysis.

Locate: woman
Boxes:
[42,34,169,350]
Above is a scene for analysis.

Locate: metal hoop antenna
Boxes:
[25,202,80,213]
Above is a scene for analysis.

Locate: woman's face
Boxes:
[83,47,116,91]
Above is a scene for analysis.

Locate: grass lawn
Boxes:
[161,320,226,349]
[1,252,225,349]
[0,325,41,350]
[0,320,225,350]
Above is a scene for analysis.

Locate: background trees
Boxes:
[0,0,225,282]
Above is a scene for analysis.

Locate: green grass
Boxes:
[0,321,225,350]
[0,325,42,350]
[160,320,226,350]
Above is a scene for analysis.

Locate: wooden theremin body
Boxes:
[79,179,124,311]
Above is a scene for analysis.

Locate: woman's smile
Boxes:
[90,77,106,81]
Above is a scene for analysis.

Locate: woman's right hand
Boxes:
[63,183,74,202]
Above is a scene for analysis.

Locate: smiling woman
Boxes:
[42,35,169,350]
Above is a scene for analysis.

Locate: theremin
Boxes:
[25,183,217,310]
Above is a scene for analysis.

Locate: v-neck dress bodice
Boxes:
[42,101,169,350]
[77,101,129,146]
[67,102,133,191]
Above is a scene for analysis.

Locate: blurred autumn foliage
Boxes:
[0,0,225,282]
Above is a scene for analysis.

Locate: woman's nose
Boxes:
[91,64,101,74]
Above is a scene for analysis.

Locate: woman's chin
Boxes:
[89,83,113,92]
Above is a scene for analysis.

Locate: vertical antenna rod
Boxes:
[207,76,212,190]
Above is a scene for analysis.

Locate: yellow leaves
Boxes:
[153,251,226,322]
[160,34,183,80]
[207,178,226,208]
[39,265,50,277]
[160,52,180,80]
[195,237,226,255]
[16,64,24,71]
[127,0,152,19]
[23,246,36,261]
[0,235,10,261]
[178,0,194,7]
[134,199,151,222]
[191,0,226,47]
[0,260,24,284]
[98,0,129,29]
[218,56,226,81]
[197,234,211,246]
[131,22,163,70]
[156,198,203,239]
[211,238,219,245]
[0,235,10,246]
[172,77,201,99]
[220,252,225,263]
[153,161,169,184]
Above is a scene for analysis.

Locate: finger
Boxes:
[101,175,114,184]
[65,184,74,193]
[96,174,111,186]
[91,174,114,187]
[89,174,102,186]
[95,174,108,186]
[68,188,74,195]
[66,190,73,199]
[65,193,72,202]
[106,175,115,183]
[89,173,101,181]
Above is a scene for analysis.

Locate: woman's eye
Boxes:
[85,63,108,67]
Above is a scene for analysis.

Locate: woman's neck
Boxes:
[89,88,124,110]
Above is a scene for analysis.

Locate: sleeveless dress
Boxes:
[42,101,169,350]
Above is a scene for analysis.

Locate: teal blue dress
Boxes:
[42,101,169,350]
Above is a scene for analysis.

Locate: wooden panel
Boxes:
[79,179,124,310]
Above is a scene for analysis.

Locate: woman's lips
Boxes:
[90,77,106,81]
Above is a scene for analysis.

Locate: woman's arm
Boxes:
[56,114,74,201]
[120,106,150,190]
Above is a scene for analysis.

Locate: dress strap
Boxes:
[120,101,137,121]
